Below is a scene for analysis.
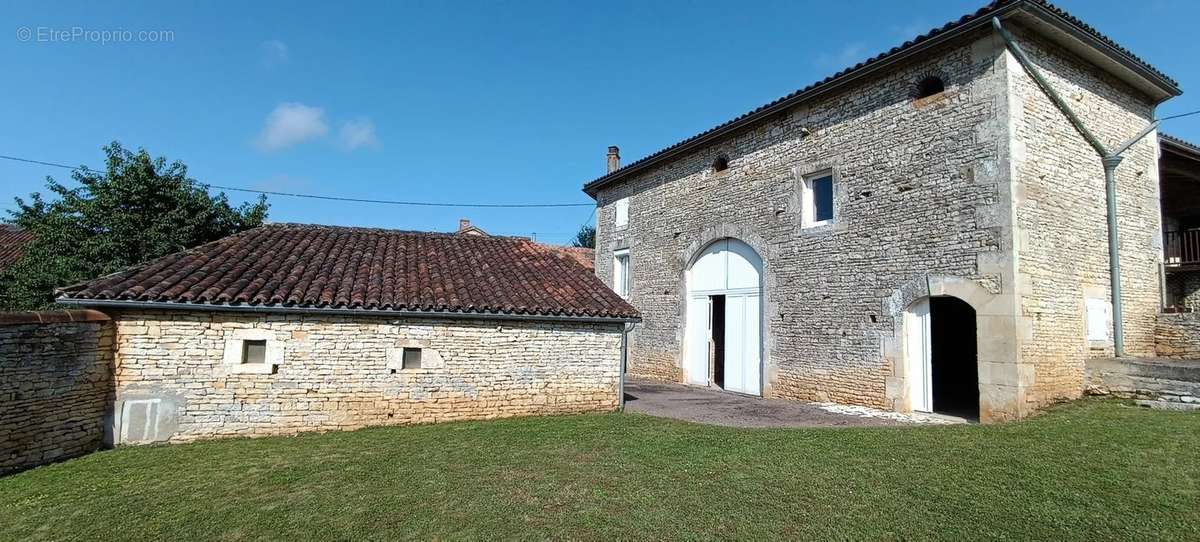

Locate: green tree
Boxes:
[0,142,268,310]
[571,224,595,248]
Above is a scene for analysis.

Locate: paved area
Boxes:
[623,378,957,428]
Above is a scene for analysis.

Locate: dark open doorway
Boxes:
[930,296,980,420]
[711,295,726,389]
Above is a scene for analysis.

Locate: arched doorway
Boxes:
[685,238,763,395]
[905,296,980,419]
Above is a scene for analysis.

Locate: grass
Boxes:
[1,399,1197,541]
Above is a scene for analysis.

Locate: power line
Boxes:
[1158,109,1200,122]
[0,153,593,209]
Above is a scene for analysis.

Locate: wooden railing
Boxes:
[1164,230,1200,266]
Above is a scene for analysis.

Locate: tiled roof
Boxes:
[1161,133,1200,158]
[59,223,638,321]
[0,225,35,271]
[583,0,1180,196]
[552,246,595,271]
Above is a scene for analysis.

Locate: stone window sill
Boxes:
[227,363,275,375]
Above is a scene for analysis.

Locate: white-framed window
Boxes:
[802,172,835,228]
[614,197,629,228]
[222,329,282,374]
[613,248,630,298]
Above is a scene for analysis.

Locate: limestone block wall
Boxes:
[0,311,113,474]
[1155,313,1200,359]
[593,33,1013,412]
[1006,24,1163,408]
[109,310,623,443]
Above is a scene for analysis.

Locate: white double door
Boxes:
[686,291,761,396]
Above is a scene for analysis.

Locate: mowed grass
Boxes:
[1,400,1197,541]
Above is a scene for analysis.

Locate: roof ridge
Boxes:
[261,222,536,241]
[582,0,1179,195]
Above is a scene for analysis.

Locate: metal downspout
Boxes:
[993,17,1162,357]
[1102,156,1125,354]
[619,322,636,410]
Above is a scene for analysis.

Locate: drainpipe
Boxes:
[619,322,636,410]
[993,17,1161,357]
[1102,155,1126,354]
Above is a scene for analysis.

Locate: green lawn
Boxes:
[1,400,1197,541]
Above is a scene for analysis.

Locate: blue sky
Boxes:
[3,1,1198,245]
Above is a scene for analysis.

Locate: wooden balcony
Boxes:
[1164,230,1200,270]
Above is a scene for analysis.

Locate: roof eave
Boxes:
[1161,134,1200,162]
[1014,5,1180,103]
[57,297,642,324]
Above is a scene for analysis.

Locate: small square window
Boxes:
[803,173,835,227]
[242,340,267,365]
[402,347,422,369]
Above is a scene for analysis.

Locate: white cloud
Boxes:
[337,118,380,151]
[260,39,289,67]
[256,102,329,152]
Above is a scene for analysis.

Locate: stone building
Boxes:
[1160,134,1200,311]
[584,0,1182,422]
[56,223,638,444]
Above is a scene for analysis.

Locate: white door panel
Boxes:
[743,294,761,395]
[723,293,761,396]
[685,296,710,385]
[725,295,746,393]
[725,242,762,290]
[906,298,932,412]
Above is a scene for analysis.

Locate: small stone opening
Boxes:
[713,155,730,172]
[241,340,267,365]
[402,347,422,369]
[914,76,945,100]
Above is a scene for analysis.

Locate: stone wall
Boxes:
[1006,24,1162,408]
[1156,312,1200,358]
[0,311,112,474]
[593,32,1019,418]
[109,310,623,443]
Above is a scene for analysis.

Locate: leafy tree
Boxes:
[0,142,268,310]
[571,224,595,249]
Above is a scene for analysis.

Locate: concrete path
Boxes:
[623,378,955,428]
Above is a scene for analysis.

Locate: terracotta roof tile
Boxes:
[0,225,34,271]
[551,246,595,271]
[59,223,638,320]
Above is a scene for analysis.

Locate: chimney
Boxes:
[606,146,620,174]
[458,218,471,233]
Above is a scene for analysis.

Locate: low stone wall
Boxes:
[1155,313,1200,358]
[0,310,113,474]
[110,310,624,443]
[1085,357,1200,406]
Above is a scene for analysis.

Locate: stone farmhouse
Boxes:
[51,224,638,444]
[585,0,1190,422]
